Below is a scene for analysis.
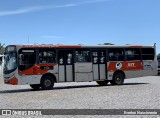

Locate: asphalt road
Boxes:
[0,76,160,117]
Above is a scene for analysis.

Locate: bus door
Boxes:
[74,50,93,82]
[58,50,74,82]
[92,50,107,80]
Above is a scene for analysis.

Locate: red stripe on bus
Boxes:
[108,61,143,71]
[57,45,82,48]
[22,45,82,48]
[128,46,143,48]
[4,76,18,85]
[19,64,57,75]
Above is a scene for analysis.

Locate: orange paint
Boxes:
[22,44,82,48]
[5,76,18,85]
[128,46,143,48]
[108,61,143,71]
[57,45,81,48]
[19,64,57,75]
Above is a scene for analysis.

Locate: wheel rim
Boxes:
[44,79,51,87]
[115,75,123,84]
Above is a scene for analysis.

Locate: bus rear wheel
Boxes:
[96,80,108,86]
[40,76,54,90]
[110,72,124,85]
[30,84,40,90]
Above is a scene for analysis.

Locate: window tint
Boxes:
[125,48,141,61]
[58,51,64,65]
[109,48,124,61]
[19,49,36,71]
[92,50,106,64]
[39,49,56,63]
[141,48,154,60]
[58,50,73,65]
[76,50,91,62]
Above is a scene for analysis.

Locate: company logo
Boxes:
[1,110,42,116]
[116,62,122,69]
[128,63,135,67]
[144,64,152,70]
[2,110,11,115]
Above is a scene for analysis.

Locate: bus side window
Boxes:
[125,48,141,61]
[67,53,72,64]
[18,49,36,71]
[141,48,154,60]
[58,52,64,65]
[109,53,117,61]
[39,49,56,64]
[109,48,124,61]
[76,50,91,62]
[59,58,63,64]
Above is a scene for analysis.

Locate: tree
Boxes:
[0,43,5,50]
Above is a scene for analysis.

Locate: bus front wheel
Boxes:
[30,84,40,90]
[110,72,124,85]
[40,76,54,90]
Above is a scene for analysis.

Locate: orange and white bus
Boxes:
[3,44,157,90]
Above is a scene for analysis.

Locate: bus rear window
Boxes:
[141,48,154,60]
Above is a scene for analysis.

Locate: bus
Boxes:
[3,44,157,90]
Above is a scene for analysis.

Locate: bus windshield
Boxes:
[4,53,17,73]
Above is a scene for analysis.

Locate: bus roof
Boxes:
[8,44,155,49]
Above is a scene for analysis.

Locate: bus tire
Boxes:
[110,72,124,85]
[96,80,108,86]
[30,84,40,90]
[40,76,54,90]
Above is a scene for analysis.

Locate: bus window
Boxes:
[67,53,72,64]
[58,51,64,65]
[92,50,106,64]
[58,50,73,65]
[92,51,98,64]
[39,49,56,64]
[141,48,154,60]
[125,48,141,61]
[109,48,124,61]
[19,49,36,71]
[75,50,91,62]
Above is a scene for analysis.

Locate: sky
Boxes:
[0,0,160,53]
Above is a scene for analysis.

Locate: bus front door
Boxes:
[58,50,74,82]
[92,50,107,80]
